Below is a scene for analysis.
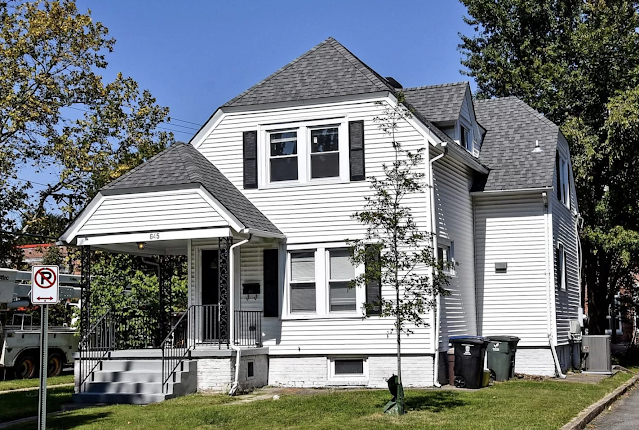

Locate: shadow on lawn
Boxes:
[39,411,113,430]
[405,391,467,413]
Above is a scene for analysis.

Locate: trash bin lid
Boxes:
[487,335,520,343]
[449,335,488,345]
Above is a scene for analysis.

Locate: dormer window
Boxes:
[461,125,472,152]
[556,150,570,209]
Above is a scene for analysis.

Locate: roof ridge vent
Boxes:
[385,76,403,89]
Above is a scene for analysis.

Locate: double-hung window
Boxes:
[328,249,356,312]
[290,251,316,313]
[437,240,454,275]
[556,151,571,209]
[270,131,298,182]
[310,127,340,179]
[557,243,567,291]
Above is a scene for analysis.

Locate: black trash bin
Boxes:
[486,336,520,381]
[449,336,488,389]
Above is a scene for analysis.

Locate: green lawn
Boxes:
[0,375,74,392]
[0,386,74,423]
[2,372,633,430]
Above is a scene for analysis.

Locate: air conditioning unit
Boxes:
[581,335,612,374]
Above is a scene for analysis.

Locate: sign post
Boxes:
[32,265,59,430]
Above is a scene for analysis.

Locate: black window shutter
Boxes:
[555,150,561,201]
[263,249,279,317]
[349,121,365,181]
[243,131,258,189]
[365,245,381,315]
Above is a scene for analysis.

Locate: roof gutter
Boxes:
[430,142,448,388]
[470,186,553,197]
[240,228,286,239]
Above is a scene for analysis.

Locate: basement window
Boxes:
[334,359,364,375]
[247,361,254,378]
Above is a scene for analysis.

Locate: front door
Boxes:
[201,250,219,341]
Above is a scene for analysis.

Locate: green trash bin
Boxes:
[486,335,520,381]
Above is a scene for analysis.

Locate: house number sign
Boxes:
[150,233,160,240]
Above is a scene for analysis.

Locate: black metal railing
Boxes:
[78,309,114,393]
[160,307,192,393]
[113,308,159,349]
[234,310,262,347]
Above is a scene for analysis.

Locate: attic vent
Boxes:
[385,77,403,89]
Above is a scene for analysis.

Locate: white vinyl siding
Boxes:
[433,154,477,348]
[552,136,580,345]
[474,194,550,347]
[197,98,431,244]
[77,189,228,236]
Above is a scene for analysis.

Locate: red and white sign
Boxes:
[31,265,59,305]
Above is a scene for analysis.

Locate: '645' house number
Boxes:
[149,233,160,240]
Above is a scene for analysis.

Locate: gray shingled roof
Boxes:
[474,97,559,191]
[102,143,282,235]
[224,37,394,107]
[403,82,469,123]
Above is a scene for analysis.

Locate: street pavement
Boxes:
[588,386,639,429]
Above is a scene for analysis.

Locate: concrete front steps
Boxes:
[73,357,197,405]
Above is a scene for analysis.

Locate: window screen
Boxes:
[334,359,364,375]
[290,252,315,312]
[310,127,339,178]
[329,249,356,312]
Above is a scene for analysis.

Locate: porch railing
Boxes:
[234,310,262,347]
[160,306,193,393]
[78,309,114,392]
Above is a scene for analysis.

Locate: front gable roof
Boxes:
[223,37,394,108]
[95,143,282,236]
[403,82,469,124]
[474,97,559,192]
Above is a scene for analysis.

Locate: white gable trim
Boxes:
[59,192,106,244]
[76,227,232,247]
[196,185,245,232]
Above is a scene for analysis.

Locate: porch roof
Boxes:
[60,143,283,252]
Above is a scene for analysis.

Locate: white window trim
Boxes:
[282,243,365,320]
[557,242,567,291]
[437,238,456,277]
[327,357,369,385]
[259,118,350,189]
[560,157,570,209]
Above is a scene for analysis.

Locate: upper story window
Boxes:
[310,127,340,179]
[556,150,570,209]
[460,125,471,152]
[270,131,298,182]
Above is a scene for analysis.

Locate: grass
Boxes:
[0,386,74,423]
[2,371,634,430]
[0,375,74,392]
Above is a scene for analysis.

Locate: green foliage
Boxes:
[350,97,450,398]
[460,0,639,333]
[0,0,174,264]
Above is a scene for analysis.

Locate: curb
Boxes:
[560,372,639,430]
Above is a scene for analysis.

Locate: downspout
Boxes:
[549,334,566,378]
[430,142,447,388]
[228,234,252,396]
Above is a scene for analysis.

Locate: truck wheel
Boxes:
[47,352,63,377]
[15,354,37,379]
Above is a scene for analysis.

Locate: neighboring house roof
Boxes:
[474,97,559,192]
[223,37,393,107]
[403,82,469,124]
[102,143,282,235]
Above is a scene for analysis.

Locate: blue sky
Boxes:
[76,0,476,138]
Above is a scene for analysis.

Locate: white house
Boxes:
[60,37,581,403]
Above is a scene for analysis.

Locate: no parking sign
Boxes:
[31,265,59,305]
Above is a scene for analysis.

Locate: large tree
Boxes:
[0,0,174,261]
[459,0,639,334]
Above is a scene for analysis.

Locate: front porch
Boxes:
[59,143,284,403]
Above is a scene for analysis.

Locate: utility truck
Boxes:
[0,268,81,378]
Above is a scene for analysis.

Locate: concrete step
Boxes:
[97,359,194,372]
[72,392,168,405]
[84,381,170,395]
[91,370,163,384]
